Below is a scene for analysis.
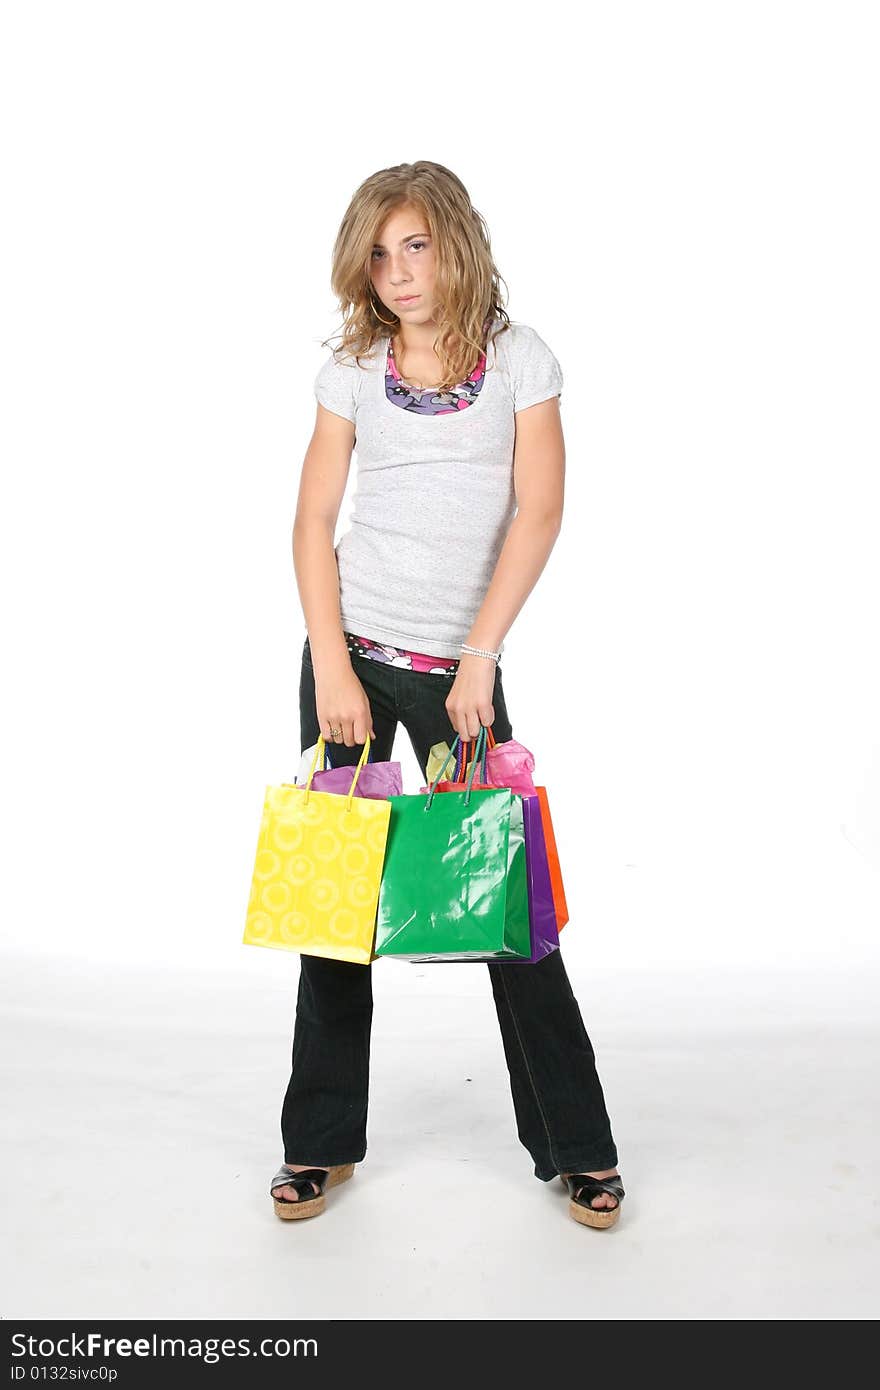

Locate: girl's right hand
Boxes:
[313,655,376,747]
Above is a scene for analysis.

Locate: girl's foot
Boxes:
[561,1167,621,1209]
[273,1163,328,1203]
[269,1163,356,1221]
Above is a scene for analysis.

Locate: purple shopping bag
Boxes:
[516,792,560,963]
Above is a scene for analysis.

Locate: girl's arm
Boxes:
[292,405,376,745]
[446,397,565,741]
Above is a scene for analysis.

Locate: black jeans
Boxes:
[280,638,619,1181]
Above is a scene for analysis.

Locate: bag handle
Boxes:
[463,726,489,803]
[287,737,372,787]
[453,724,497,782]
[425,725,488,810]
[324,742,373,768]
[303,733,371,812]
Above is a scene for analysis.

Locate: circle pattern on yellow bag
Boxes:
[262,880,292,913]
[253,848,281,880]
[346,877,375,909]
[270,820,303,855]
[285,853,314,887]
[279,909,311,944]
[246,911,273,942]
[342,842,369,876]
[308,877,341,912]
[367,820,390,855]
[313,827,342,862]
[328,907,358,940]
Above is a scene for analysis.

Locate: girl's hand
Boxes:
[313,653,376,747]
[445,653,497,742]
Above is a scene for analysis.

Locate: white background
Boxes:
[3,1,878,976]
[1,0,878,1322]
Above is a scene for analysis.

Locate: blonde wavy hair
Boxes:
[320,161,511,390]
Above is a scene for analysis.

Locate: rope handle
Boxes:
[453,724,497,783]
[426,726,488,810]
[303,733,371,812]
[283,736,373,790]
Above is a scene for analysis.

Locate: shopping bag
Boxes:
[243,733,391,965]
[376,727,530,962]
[425,730,558,962]
[458,728,569,933]
[519,793,560,958]
[535,784,569,930]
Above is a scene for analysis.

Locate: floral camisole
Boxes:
[384,334,489,416]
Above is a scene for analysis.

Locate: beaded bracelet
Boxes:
[460,641,501,662]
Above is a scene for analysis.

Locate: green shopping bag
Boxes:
[375,727,530,962]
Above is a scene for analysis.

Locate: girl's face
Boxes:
[369,204,437,324]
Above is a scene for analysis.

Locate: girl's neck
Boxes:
[391,312,494,355]
[391,314,493,384]
[390,320,443,390]
[391,318,438,356]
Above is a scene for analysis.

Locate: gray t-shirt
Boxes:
[312,317,563,658]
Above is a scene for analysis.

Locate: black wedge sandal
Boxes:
[561,1171,625,1228]
[270,1163,356,1221]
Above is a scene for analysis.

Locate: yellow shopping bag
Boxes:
[243,734,391,965]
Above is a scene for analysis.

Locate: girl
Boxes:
[270,161,624,1229]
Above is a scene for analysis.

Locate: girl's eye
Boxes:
[371,241,428,260]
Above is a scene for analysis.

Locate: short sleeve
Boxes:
[313,351,359,423]
[510,325,564,412]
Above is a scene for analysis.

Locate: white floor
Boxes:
[1,950,878,1321]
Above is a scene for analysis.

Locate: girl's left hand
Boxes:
[445,653,497,742]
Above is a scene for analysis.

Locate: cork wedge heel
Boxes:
[561,1172,625,1228]
[270,1163,356,1220]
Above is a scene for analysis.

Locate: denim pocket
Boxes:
[394,666,456,714]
